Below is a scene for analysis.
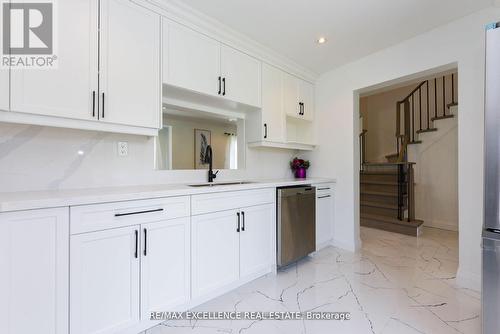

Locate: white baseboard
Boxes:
[456,266,481,292]
[331,237,361,252]
[423,220,458,232]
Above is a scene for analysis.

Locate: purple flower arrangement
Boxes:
[290,157,310,179]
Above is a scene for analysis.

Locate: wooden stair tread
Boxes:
[385,152,399,158]
[360,201,399,209]
[416,128,437,134]
[447,102,458,108]
[361,213,423,227]
[408,140,422,145]
[431,115,454,121]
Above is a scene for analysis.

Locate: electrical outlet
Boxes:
[118,141,128,156]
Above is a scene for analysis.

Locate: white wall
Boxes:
[307,7,500,290]
[360,84,415,162]
[0,122,297,192]
[409,109,458,232]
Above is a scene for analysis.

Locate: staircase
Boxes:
[360,72,458,236]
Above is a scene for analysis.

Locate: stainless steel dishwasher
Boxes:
[277,186,316,267]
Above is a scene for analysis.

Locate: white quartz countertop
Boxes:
[0,178,335,213]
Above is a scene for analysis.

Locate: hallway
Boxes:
[149,227,479,334]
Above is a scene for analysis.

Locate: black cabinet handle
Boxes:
[115,208,164,217]
[299,102,304,115]
[101,93,105,118]
[264,123,268,139]
[237,212,240,232]
[241,211,245,231]
[318,195,331,199]
[134,230,138,259]
[218,76,221,95]
[302,103,305,116]
[92,91,96,117]
[222,77,226,96]
[143,228,147,256]
[318,187,330,191]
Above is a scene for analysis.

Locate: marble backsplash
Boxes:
[0,123,296,193]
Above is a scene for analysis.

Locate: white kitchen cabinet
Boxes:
[0,208,69,334]
[99,0,160,128]
[141,217,190,317]
[167,21,221,97]
[260,63,285,142]
[70,225,140,334]
[239,204,274,278]
[283,72,314,121]
[164,22,261,108]
[220,45,261,107]
[314,184,335,250]
[10,0,98,121]
[191,210,240,299]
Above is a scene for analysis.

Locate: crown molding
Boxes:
[141,0,319,83]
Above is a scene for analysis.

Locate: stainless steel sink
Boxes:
[188,181,254,187]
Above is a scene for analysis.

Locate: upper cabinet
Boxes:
[166,22,221,98]
[163,20,262,108]
[10,0,98,121]
[99,0,161,129]
[6,0,160,135]
[220,45,261,107]
[284,72,314,121]
[247,63,315,150]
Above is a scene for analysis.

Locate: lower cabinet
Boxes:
[0,208,69,334]
[141,218,190,317]
[239,204,274,278]
[191,210,240,299]
[70,215,190,334]
[70,225,141,334]
[314,184,335,250]
[192,203,274,300]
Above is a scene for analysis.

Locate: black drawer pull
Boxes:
[115,208,164,217]
[143,228,148,256]
[318,187,330,191]
[134,230,139,259]
[318,195,331,199]
[241,211,245,231]
[237,212,240,232]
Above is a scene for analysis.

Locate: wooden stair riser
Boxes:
[361,193,403,206]
[361,205,399,217]
[361,183,399,193]
[361,218,420,236]
[360,173,399,183]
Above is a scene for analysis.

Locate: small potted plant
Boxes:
[290,157,310,179]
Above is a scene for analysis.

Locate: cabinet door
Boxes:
[283,72,300,118]
[261,64,284,142]
[167,22,221,97]
[99,0,160,129]
[299,80,315,121]
[70,226,140,334]
[316,192,334,250]
[0,208,68,334]
[220,45,261,107]
[141,217,190,317]
[10,0,98,120]
[192,210,239,299]
[239,204,274,278]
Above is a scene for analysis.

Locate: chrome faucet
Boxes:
[204,145,219,182]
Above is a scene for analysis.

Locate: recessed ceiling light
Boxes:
[317,37,327,44]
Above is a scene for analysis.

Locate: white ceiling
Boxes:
[176,0,493,74]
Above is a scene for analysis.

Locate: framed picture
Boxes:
[194,129,211,169]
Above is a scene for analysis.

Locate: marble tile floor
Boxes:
[147,226,480,334]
